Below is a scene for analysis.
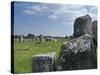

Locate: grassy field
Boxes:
[13,40,66,73]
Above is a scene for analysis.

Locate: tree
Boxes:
[65,35,68,39]
[27,33,35,39]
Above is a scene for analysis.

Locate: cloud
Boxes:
[48,4,97,21]
[89,6,97,14]
[31,5,49,12]
[47,4,88,21]
[23,4,49,14]
[21,3,97,21]
[23,10,35,15]
[48,15,58,20]
[89,6,97,20]
[28,5,43,12]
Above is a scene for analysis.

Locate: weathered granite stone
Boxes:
[73,14,93,38]
[92,20,97,42]
[32,52,56,72]
[59,34,97,70]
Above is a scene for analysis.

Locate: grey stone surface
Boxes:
[32,52,56,72]
[59,34,97,70]
[92,20,97,57]
[92,20,97,42]
[73,14,93,38]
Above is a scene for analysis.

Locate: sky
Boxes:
[13,1,97,37]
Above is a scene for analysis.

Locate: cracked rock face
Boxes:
[59,34,97,70]
[73,14,93,38]
[32,52,56,72]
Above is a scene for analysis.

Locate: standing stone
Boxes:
[73,14,93,38]
[38,34,44,43]
[35,36,39,42]
[92,20,97,42]
[32,52,56,72]
[19,35,24,43]
[45,36,52,41]
[92,20,97,57]
[59,34,97,70]
[45,37,50,41]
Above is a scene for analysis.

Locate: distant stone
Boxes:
[32,52,56,72]
[92,20,97,42]
[45,36,57,42]
[19,35,24,43]
[45,36,52,41]
[59,34,97,70]
[38,34,44,43]
[73,14,93,38]
[35,36,39,42]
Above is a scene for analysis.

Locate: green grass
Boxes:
[13,40,65,73]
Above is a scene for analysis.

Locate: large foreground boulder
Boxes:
[73,14,93,38]
[32,52,56,72]
[59,34,97,70]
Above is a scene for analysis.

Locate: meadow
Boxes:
[14,40,66,73]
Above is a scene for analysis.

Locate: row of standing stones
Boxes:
[14,34,57,43]
[32,14,97,72]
